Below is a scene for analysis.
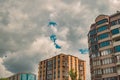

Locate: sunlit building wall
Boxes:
[38,53,86,80]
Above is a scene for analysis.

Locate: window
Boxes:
[91,45,98,51]
[94,69,102,75]
[97,25,107,32]
[90,29,96,35]
[54,71,56,79]
[103,67,116,74]
[93,60,101,66]
[114,45,120,52]
[91,54,96,58]
[104,77,117,80]
[90,37,98,43]
[100,41,110,48]
[117,55,120,62]
[58,70,60,78]
[110,18,120,27]
[101,49,112,56]
[90,37,95,43]
[96,19,108,25]
[111,28,120,35]
[54,58,56,68]
[118,19,120,24]
[102,58,113,65]
[110,20,117,26]
[91,52,100,58]
[98,33,109,40]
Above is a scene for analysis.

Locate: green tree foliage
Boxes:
[0,78,8,80]
[69,69,82,80]
[69,69,77,80]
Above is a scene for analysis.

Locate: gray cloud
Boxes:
[62,0,79,4]
[3,55,35,73]
[0,0,120,79]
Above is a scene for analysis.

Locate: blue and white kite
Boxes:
[49,34,62,49]
[48,21,62,49]
[50,34,57,43]
[54,43,62,49]
[79,48,89,54]
[48,21,57,26]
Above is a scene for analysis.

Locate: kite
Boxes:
[50,34,57,43]
[49,34,61,49]
[79,48,89,54]
[48,21,88,53]
[48,21,57,27]
[48,21,62,49]
[54,43,61,49]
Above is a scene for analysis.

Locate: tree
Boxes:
[69,69,77,80]
[69,69,82,80]
[78,77,82,80]
[0,78,8,80]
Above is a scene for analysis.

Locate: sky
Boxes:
[0,0,120,80]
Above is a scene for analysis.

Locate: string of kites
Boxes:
[48,21,89,54]
[48,21,62,49]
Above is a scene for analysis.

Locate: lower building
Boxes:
[8,73,36,80]
[38,53,86,80]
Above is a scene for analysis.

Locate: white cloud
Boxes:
[29,36,56,55]
[79,37,88,47]
[108,0,120,12]
[0,58,12,78]
[57,27,69,40]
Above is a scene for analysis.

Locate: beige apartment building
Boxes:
[88,11,120,80]
[38,53,86,80]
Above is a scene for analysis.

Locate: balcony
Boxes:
[99,45,112,51]
[113,41,120,46]
[112,33,120,39]
[95,74,102,78]
[96,22,109,28]
[97,29,110,35]
[114,52,120,56]
[101,63,116,69]
[117,64,120,75]
[110,24,120,30]
[102,73,118,78]
[98,37,111,43]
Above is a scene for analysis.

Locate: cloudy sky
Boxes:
[0,0,120,79]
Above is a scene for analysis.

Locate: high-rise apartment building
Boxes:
[38,53,86,80]
[88,12,120,80]
[8,72,36,80]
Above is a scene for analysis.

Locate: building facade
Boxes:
[8,73,36,80]
[38,53,86,80]
[88,12,120,80]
